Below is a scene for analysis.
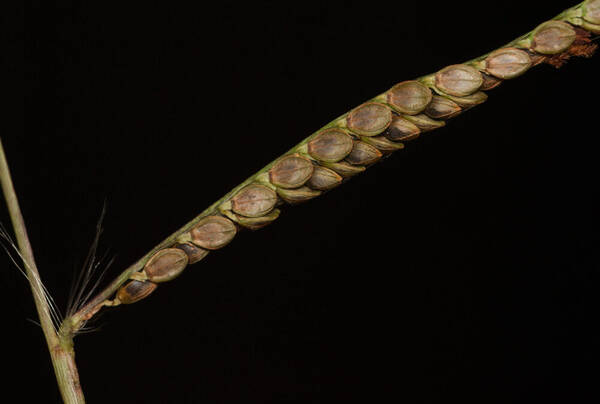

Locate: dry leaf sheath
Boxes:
[2,2,598,403]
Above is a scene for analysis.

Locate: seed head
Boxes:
[360,136,405,152]
[424,96,462,120]
[276,186,321,204]
[226,209,281,230]
[485,47,532,79]
[435,64,483,96]
[190,215,237,250]
[116,280,157,304]
[385,116,421,141]
[269,155,314,189]
[321,161,366,178]
[346,103,392,136]
[583,0,600,32]
[584,0,600,24]
[443,91,488,108]
[306,166,343,190]
[142,248,188,283]
[402,114,445,132]
[345,140,383,165]
[308,129,354,163]
[387,81,433,115]
[175,243,209,264]
[532,21,576,55]
[231,184,278,218]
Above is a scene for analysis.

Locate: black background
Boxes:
[9,1,598,403]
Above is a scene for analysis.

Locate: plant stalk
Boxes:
[0,138,85,403]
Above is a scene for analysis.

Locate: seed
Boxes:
[175,243,209,264]
[228,209,281,230]
[385,116,421,142]
[582,20,600,33]
[346,102,392,136]
[386,81,433,115]
[190,215,237,250]
[116,280,157,305]
[231,184,278,218]
[322,161,366,177]
[345,140,382,165]
[269,155,314,189]
[307,129,354,163]
[143,248,188,283]
[360,136,405,152]
[443,91,488,108]
[435,64,483,96]
[277,186,321,204]
[531,21,576,55]
[402,114,445,132]
[480,73,503,90]
[583,0,600,32]
[485,47,532,79]
[306,166,343,190]
[424,96,462,119]
[585,0,600,24]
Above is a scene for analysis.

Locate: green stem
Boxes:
[0,139,85,404]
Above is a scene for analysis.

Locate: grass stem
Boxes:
[0,138,86,403]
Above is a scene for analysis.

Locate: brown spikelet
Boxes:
[545,27,598,68]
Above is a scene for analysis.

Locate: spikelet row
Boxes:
[112,8,598,305]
